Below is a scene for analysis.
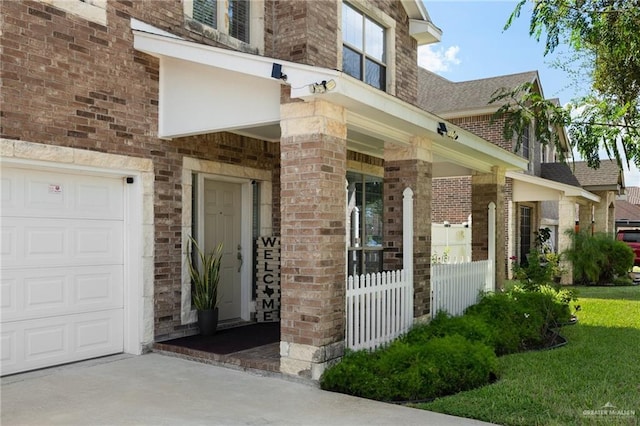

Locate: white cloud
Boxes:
[418,45,461,72]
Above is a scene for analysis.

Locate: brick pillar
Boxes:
[384,137,432,319]
[472,167,506,289]
[278,99,347,380]
[579,203,593,234]
[558,196,577,284]
[593,191,615,235]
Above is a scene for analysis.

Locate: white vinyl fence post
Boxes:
[487,202,496,292]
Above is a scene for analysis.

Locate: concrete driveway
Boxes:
[1,353,496,425]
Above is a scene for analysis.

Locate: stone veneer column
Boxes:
[472,167,506,289]
[593,191,615,235]
[579,202,593,234]
[558,196,577,284]
[278,99,347,380]
[384,137,432,319]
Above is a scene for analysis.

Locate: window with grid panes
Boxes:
[342,2,386,90]
[192,0,250,44]
[347,172,384,276]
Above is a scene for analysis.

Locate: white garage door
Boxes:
[1,166,125,376]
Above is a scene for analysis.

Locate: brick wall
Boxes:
[0,1,280,339]
[266,0,418,105]
[431,177,472,223]
[384,158,432,316]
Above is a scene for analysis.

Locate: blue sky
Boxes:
[418,1,640,186]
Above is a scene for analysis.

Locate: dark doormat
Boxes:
[161,322,280,355]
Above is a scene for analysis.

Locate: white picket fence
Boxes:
[431,259,493,316]
[345,269,414,351]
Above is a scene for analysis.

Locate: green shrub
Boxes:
[320,336,498,402]
[463,287,572,354]
[563,230,634,285]
[404,311,494,349]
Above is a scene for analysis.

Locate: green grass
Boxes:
[416,286,640,426]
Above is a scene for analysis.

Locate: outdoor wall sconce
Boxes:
[309,79,337,94]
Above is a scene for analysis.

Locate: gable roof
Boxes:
[418,68,539,117]
[542,160,624,192]
[540,163,582,187]
[572,160,624,190]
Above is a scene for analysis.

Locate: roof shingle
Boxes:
[418,68,539,115]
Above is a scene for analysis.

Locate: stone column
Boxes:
[578,202,593,234]
[558,196,577,285]
[278,99,347,380]
[472,167,506,289]
[383,137,432,319]
[593,191,615,235]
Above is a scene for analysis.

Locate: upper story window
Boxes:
[193,0,249,43]
[186,0,263,52]
[521,125,531,170]
[342,2,387,91]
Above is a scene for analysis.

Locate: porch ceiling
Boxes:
[507,171,601,204]
[132,19,527,177]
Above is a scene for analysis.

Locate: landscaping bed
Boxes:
[320,284,576,403]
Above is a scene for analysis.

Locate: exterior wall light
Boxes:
[309,79,337,94]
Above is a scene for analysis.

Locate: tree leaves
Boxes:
[503,0,640,169]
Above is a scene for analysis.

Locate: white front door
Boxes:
[1,166,125,375]
[203,179,242,321]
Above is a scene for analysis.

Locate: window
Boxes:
[191,0,251,44]
[519,205,532,264]
[521,125,530,160]
[342,2,386,90]
[347,172,383,276]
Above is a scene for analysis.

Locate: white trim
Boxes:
[507,170,601,203]
[181,157,272,325]
[132,21,527,173]
[0,139,154,356]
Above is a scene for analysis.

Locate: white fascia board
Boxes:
[133,30,339,91]
[296,75,528,173]
[401,0,427,20]
[409,19,442,45]
[131,18,183,39]
[507,171,601,203]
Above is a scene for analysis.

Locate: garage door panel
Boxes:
[2,266,123,322]
[1,310,123,376]
[2,167,123,220]
[1,166,126,376]
[2,218,123,268]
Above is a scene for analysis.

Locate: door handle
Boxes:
[237,245,243,272]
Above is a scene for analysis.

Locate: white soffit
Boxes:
[158,57,281,138]
[507,171,601,203]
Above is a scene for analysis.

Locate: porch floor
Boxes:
[153,322,280,373]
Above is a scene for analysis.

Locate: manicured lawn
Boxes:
[416,286,640,426]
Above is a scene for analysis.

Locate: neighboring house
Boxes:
[0,1,527,378]
[617,186,640,229]
[542,160,624,235]
[419,69,608,283]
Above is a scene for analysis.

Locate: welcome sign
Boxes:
[255,236,280,322]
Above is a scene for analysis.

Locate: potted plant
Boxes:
[187,236,223,336]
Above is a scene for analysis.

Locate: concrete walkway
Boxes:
[1,353,496,426]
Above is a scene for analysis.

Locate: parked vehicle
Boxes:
[616,229,640,266]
